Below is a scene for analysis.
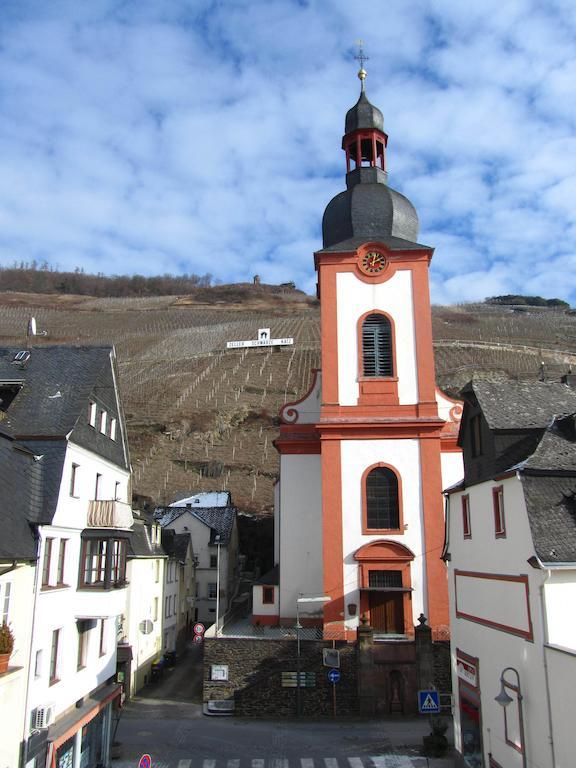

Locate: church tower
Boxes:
[315,66,462,639]
[263,63,462,642]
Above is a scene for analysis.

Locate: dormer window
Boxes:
[0,382,23,414]
[109,417,117,441]
[88,401,97,427]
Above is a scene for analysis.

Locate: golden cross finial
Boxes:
[354,39,369,89]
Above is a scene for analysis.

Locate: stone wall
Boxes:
[433,640,452,694]
[204,637,359,717]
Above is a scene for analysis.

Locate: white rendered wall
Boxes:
[278,453,322,620]
[125,557,164,693]
[543,571,576,651]
[448,477,553,768]
[0,564,35,768]
[163,561,179,651]
[546,645,576,767]
[441,451,463,492]
[273,481,280,566]
[336,270,418,406]
[340,439,425,631]
[253,585,278,617]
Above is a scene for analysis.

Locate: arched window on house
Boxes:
[362,313,393,377]
[366,467,399,530]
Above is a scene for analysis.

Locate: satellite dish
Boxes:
[28,317,37,336]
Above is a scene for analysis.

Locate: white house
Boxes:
[155,493,239,628]
[0,345,132,768]
[161,529,195,654]
[0,433,38,768]
[445,378,576,768]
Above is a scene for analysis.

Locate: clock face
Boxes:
[360,250,387,274]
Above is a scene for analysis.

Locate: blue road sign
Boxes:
[418,690,440,714]
[328,668,341,684]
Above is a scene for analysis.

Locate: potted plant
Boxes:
[0,622,15,674]
[422,717,449,757]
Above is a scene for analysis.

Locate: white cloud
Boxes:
[0,0,575,305]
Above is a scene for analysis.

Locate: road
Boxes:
[111,643,454,768]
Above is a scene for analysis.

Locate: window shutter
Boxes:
[362,314,393,377]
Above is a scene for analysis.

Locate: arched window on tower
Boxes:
[362,314,393,377]
[365,467,399,530]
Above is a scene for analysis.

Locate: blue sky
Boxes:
[1,0,576,304]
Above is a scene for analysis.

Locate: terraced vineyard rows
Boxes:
[1,292,575,513]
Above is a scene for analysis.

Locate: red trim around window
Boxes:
[262,586,274,605]
[493,486,506,538]
[361,462,403,534]
[356,309,399,406]
[462,495,471,539]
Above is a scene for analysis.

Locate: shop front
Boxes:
[46,683,120,768]
[456,650,484,768]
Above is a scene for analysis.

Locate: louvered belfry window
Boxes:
[362,314,393,377]
[366,467,399,529]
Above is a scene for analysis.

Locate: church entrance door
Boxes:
[369,591,404,633]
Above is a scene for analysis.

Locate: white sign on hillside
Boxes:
[227,328,294,349]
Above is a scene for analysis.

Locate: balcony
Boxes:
[88,500,133,530]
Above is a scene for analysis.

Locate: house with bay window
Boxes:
[445,378,576,768]
[0,345,132,768]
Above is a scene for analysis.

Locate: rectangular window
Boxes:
[462,495,471,539]
[1,582,11,624]
[153,597,158,622]
[114,481,121,501]
[94,473,102,501]
[208,582,217,600]
[34,649,42,679]
[471,414,483,457]
[155,560,160,583]
[42,538,54,588]
[81,539,107,585]
[165,596,169,619]
[262,586,274,605]
[57,540,67,585]
[88,401,97,427]
[210,554,218,568]
[70,463,79,497]
[99,619,107,657]
[77,623,89,670]
[99,410,107,434]
[49,628,60,685]
[493,486,506,537]
[368,570,403,588]
[111,540,126,584]
[109,417,117,441]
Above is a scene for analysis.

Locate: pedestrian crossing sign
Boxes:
[418,690,440,714]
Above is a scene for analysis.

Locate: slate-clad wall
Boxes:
[204,638,359,717]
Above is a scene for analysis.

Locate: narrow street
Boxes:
[111,643,454,768]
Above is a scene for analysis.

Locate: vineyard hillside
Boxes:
[1,288,575,515]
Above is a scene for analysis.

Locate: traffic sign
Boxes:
[418,690,440,714]
[138,756,152,768]
[327,668,341,684]
[193,634,204,644]
[193,622,205,636]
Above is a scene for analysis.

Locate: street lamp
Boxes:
[495,666,527,768]
[295,594,330,717]
[214,534,221,637]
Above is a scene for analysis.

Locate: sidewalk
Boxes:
[380,716,455,767]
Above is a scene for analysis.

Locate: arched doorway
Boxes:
[354,540,415,635]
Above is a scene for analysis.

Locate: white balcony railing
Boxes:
[87,500,134,529]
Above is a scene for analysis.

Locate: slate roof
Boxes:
[472,380,576,431]
[257,565,279,585]
[345,90,384,133]
[0,432,39,560]
[128,515,166,558]
[521,475,576,564]
[161,529,191,562]
[155,503,236,545]
[0,346,113,436]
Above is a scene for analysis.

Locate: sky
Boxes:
[0,0,576,304]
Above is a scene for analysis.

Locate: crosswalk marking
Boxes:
[348,759,364,768]
[371,757,412,768]
[324,759,338,768]
[203,760,216,768]
[301,759,315,768]
[227,761,240,768]
[269,760,289,768]
[113,755,423,768]
[252,761,265,768]
[178,762,192,768]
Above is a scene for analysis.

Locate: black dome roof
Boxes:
[345,91,384,133]
[322,176,419,248]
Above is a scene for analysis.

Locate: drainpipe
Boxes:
[21,527,42,768]
[539,570,556,768]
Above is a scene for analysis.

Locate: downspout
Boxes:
[539,569,556,768]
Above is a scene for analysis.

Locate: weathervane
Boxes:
[354,39,369,89]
